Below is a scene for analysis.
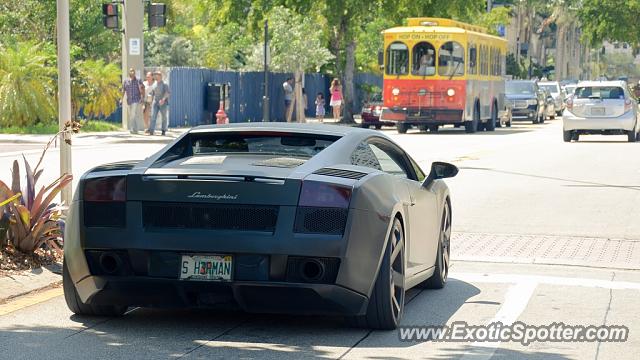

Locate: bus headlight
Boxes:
[392,88,400,96]
[447,88,456,97]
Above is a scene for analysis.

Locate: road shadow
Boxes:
[0,280,504,359]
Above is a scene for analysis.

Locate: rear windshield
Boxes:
[191,133,338,158]
[539,84,559,93]
[506,82,535,95]
[574,87,625,99]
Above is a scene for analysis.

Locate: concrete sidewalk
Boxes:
[0,264,62,303]
[0,128,189,146]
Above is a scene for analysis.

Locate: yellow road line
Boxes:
[0,287,63,316]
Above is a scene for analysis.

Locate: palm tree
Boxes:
[0,42,56,127]
[73,59,121,119]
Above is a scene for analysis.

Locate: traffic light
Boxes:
[148,3,167,28]
[102,3,119,30]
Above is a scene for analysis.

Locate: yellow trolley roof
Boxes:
[383,17,506,43]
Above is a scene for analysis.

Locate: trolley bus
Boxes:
[380,18,509,133]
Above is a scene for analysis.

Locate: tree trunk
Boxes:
[294,70,305,123]
[340,39,356,124]
[556,23,565,80]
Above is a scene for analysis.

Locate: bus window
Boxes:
[438,41,464,77]
[386,42,409,75]
[468,45,477,75]
[412,42,436,76]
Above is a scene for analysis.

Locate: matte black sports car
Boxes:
[63,123,458,329]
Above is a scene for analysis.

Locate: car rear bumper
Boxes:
[563,110,637,131]
[75,275,368,316]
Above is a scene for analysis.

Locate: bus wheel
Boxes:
[428,125,439,132]
[486,106,497,132]
[397,122,409,134]
[465,112,479,133]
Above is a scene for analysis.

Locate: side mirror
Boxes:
[378,50,384,66]
[423,162,458,187]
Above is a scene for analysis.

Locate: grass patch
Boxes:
[0,120,122,134]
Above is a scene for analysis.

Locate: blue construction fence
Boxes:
[107,68,382,127]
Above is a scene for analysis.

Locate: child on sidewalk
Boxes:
[315,93,325,122]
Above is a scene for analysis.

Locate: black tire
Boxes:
[532,117,538,124]
[374,124,382,130]
[348,218,405,330]
[428,125,439,132]
[397,122,409,134]
[563,130,573,142]
[465,104,480,133]
[506,119,512,127]
[628,130,637,142]
[539,114,545,124]
[422,201,451,289]
[63,259,127,316]
[486,105,497,132]
[550,115,555,120]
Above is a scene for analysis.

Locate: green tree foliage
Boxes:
[245,6,332,73]
[0,42,56,126]
[195,23,253,70]
[145,32,196,67]
[578,0,640,45]
[72,60,122,119]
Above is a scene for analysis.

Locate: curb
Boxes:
[0,264,63,304]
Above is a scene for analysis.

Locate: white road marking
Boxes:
[459,280,538,360]
[452,272,640,290]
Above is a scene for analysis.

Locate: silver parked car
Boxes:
[563,81,640,142]
[539,81,566,116]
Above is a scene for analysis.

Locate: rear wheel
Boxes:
[563,130,573,142]
[486,105,497,132]
[422,201,451,289]
[348,218,405,330]
[374,124,382,130]
[628,130,637,142]
[539,113,545,124]
[63,259,127,317]
[397,122,409,134]
[465,104,480,133]
[428,125,439,132]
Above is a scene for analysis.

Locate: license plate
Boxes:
[180,254,232,281]
[591,107,605,116]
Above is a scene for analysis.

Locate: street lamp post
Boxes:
[56,0,72,207]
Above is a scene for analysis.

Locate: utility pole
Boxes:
[121,0,145,129]
[262,20,270,122]
[56,0,72,207]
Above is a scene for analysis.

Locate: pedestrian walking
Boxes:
[148,71,170,136]
[122,68,145,134]
[283,77,294,122]
[142,72,155,134]
[329,78,343,120]
[315,93,325,122]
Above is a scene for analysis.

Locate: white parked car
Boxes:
[539,81,566,116]
[563,81,640,142]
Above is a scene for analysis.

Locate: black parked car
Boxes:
[505,80,546,124]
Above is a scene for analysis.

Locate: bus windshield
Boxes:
[413,42,436,76]
[386,42,409,75]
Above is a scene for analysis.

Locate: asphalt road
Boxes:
[1,119,639,359]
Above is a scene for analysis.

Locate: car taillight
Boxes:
[625,99,633,113]
[298,181,351,208]
[83,176,126,202]
[566,97,573,111]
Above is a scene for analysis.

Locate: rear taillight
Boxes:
[298,181,351,208]
[625,99,633,113]
[83,176,126,202]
